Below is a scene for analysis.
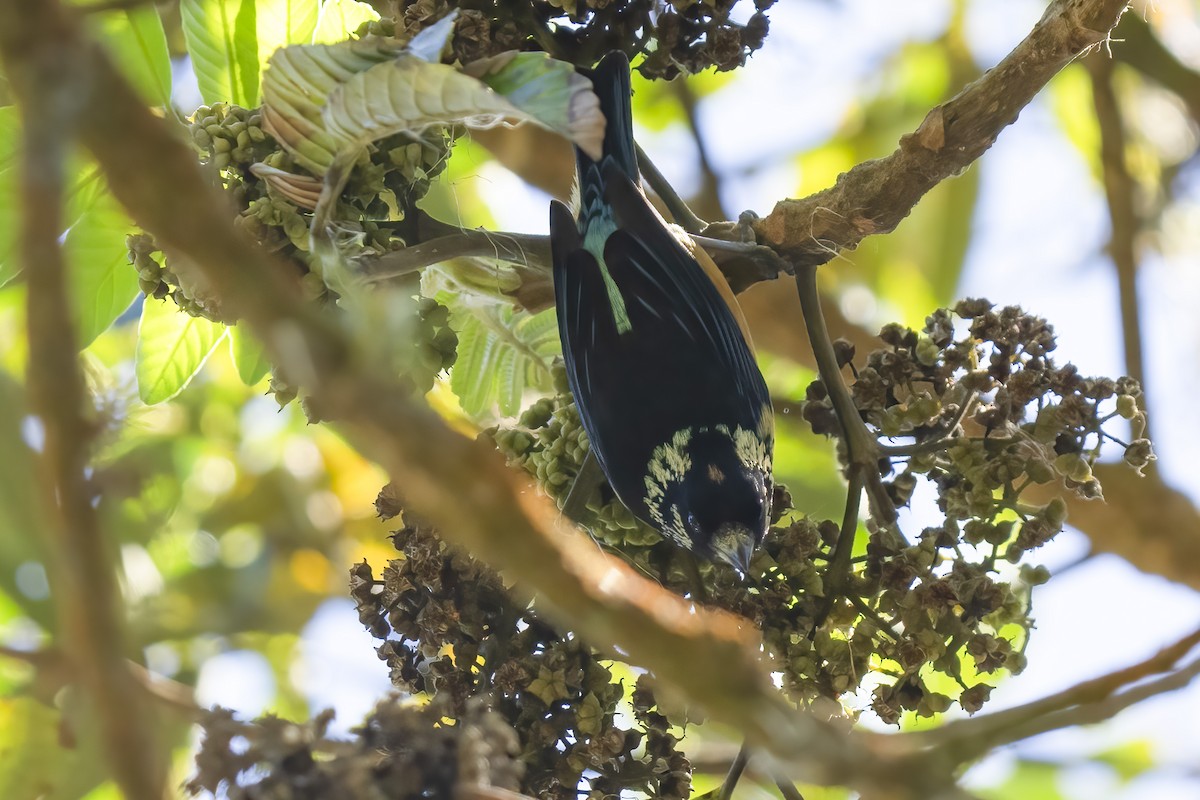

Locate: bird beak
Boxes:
[711,526,755,578]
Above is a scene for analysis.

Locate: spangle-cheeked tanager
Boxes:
[550,51,775,575]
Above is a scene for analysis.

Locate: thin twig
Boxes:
[813,467,865,627]
[358,229,552,282]
[636,142,707,234]
[878,394,978,457]
[795,264,895,526]
[0,645,204,717]
[717,742,751,800]
[847,593,902,642]
[672,78,726,221]
[907,626,1200,763]
[774,778,807,800]
[561,450,604,523]
[357,227,786,305]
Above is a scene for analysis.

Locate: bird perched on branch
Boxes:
[550,51,774,575]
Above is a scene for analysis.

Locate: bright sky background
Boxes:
[187,3,1200,797]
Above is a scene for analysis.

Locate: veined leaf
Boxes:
[86,4,172,106]
[229,324,272,385]
[325,52,603,160]
[311,0,379,44]
[180,0,261,107]
[136,298,227,404]
[256,0,320,67]
[261,37,404,173]
[63,186,142,348]
[446,297,560,418]
[262,36,602,176]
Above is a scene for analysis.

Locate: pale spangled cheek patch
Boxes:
[707,464,726,484]
[644,428,693,546]
[713,422,773,477]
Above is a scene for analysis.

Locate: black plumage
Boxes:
[549,52,774,574]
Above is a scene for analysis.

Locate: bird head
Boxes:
[669,431,771,577]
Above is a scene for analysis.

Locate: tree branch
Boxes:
[637,142,707,234]
[717,743,751,800]
[904,626,1200,764]
[358,229,552,283]
[356,228,787,309]
[2,10,163,795]
[1087,51,1152,443]
[795,265,896,526]
[750,0,1129,269]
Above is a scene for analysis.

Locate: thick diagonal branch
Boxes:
[0,0,899,790]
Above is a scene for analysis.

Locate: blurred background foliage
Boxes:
[1,0,1199,798]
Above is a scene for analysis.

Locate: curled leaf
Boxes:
[249,162,323,208]
[262,38,603,176]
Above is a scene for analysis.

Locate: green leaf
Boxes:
[229,324,271,385]
[63,186,141,348]
[0,106,20,286]
[136,298,227,404]
[86,5,172,106]
[180,0,261,107]
[446,300,559,418]
[255,0,320,65]
[1094,740,1155,783]
[0,696,105,800]
[311,0,379,44]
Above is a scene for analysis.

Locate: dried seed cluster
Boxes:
[799,299,1149,722]
[187,698,523,799]
[349,505,695,800]
[384,0,775,77]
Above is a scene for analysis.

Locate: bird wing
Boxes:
[600,162,767,410]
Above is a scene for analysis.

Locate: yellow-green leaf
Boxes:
[136,298,227,404]
[63,186,141,348]
[86,5,172,106]
[311,0,379,44]
[181,0,261,107]
[229,324,271,385]
[256,0,320,66]
[324,52,603,160]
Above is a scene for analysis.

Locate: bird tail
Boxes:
[578,51,637,183]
